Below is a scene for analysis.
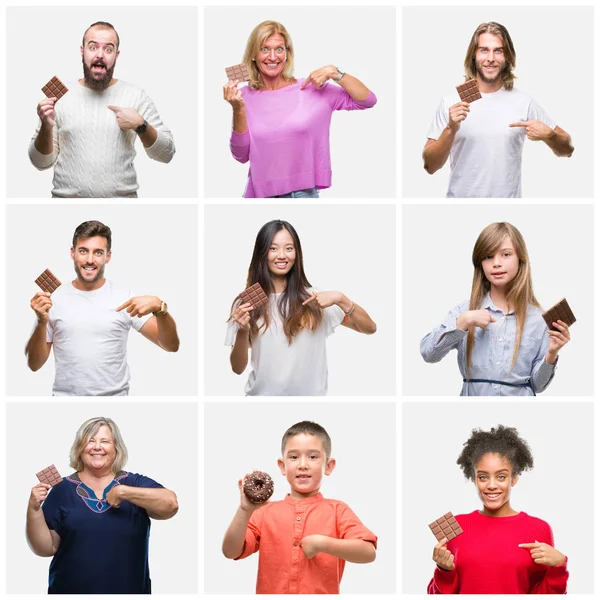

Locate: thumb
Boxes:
[509,121,528,128]
[107,105,119,112]
[489,315,497,322]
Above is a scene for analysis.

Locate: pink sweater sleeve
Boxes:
[322,82,377,111]
[229,129,250,164]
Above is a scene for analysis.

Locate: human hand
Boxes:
[546,320,570,359]
[30,291,53,324]
[29,483,52,511]
[457,309,496,330]
[107,105,145,130]
[302,290,343,309]
[509,120,554,141]
[37,98,56,128]
[106,485,124,508]
[223,80,245,111]
[232,302,253,330]
[300,65,337,90]
[116,296,162,318]
[432,537,455,571]
[301,534,328,559]
[519,541,566,567]
[238,474,263,514]
[448,101,470,132]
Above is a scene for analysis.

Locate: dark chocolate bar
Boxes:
[428,511,463,542]
[240,282,268,308]
[41,76,69,101]
[225,64,250,82]
[35,269,62,294]
[36,464,63,487]
[456,79,481,103]
[542,298,576,331]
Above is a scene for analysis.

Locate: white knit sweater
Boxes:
[28,80,175,197]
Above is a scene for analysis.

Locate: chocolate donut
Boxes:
[243,471,274,504]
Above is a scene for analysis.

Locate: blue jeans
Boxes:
[270,187,320,198]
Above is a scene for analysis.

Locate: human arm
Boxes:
[301,534,375,563]
[26,483,61,557]
[427,537,459,594]
[520,541,569,593]
[301,66,372,102]
[228,302,253,374]
[25,292,53,371]
[302,291,376,334]
[530,320,570,393]
[29,99,59,169]
[106,484,178,520]
[508,122,573,157]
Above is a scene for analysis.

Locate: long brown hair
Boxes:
[232,220,321,344]
[466,223,540,377]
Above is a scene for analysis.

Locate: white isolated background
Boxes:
[5,204,198,396]
[6,6,198,198]
[402,6,594,198]
[402,402,594,594]
[204,402,396,594]
[203,6,396,198]
[402,204,594,396]
[204,204,396,396]
[6,401,198,593]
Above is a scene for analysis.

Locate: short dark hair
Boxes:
[456,425,534,481]
[281,421,331,460]
[82,21,120,50]
[72,221,112,252]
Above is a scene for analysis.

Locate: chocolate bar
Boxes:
[42,76,69,101]
[35,269,62,294]
[225,64,250,82]
[36,464,63,487]
[428,511,463,542]
[542,298,576,331]
[240,282,268,308]
[456,79,481,103]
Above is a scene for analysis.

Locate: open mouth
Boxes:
[485,493,501,499]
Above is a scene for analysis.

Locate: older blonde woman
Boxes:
[26,417,178,594]
[223,20,377,198]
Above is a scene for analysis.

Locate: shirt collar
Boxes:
[284,492,324,505]
[482,292,514,315]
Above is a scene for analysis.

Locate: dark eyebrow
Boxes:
[477,469,509,474]
[87,40,115,48]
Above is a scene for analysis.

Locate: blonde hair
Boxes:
[464,22,517,91]
[466,223,540,377]
[69,417,128,474]
[242,21,296,90]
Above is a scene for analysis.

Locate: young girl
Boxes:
[225,219,376,396]
[420,222,570,396]
[428,425,568,594]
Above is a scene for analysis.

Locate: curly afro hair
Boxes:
[456,425,534,481]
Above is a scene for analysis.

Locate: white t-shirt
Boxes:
[427,87,556,198]
[225,291,345,396]
[44,280,151,396]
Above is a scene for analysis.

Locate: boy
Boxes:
[222,421,377,594]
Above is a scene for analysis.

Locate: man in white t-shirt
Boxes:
[423,22,574,198]
[29,21,175,197]
[26,220,180,395]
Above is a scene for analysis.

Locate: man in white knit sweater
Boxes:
[26,220,180,396]
[28,21,175,198]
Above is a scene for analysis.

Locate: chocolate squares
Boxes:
[225,63,250,82]
[35,269,62,294]
[429,512,463,542]
[36,464,63,487]
[542,298,576,331]
[240,283,268,309]
[42,76,69,101]
[456,79,481,103]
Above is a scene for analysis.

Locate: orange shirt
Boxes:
[236,492,377,594]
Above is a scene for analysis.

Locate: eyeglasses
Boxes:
[259,46,286,55]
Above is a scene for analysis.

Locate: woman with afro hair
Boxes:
[428,425,568,594]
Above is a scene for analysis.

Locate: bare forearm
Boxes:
[545,129,574,157]
[322,538,376,563]
[337,294,376,334]
[337,73,371,102]
[138,122,158,148]
[230,329,250,374]
[233,108,248,134]
[119,486,178,519]
[222,506,252,558]
[155,314,180,352]
[34,123,54,155]
[26,322,51,371]
[26,508,55,557]
[423,128,457,174]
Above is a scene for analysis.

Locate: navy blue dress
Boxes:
[41,471,163,594]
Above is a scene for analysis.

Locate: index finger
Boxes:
[116,299,132,312]
[300,76,312,90]
[434,537,448,550]
[509,121,528,128]
[518,542,541,548]
[302,294,317,306]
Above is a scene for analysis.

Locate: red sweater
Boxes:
[427,511,568,594]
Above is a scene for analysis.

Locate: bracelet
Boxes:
[344,302,355,316]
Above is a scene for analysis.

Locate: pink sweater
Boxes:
[427,511,569,594]
[229,78,377,198]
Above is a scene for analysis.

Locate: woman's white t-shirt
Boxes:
[225,291,345,396]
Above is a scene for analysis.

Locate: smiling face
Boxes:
[475,32,506,86]
[277,433,336,499]
[81,26,119,89]
[80,425,117,475]
[475,452,518,516]
[481,235,519,290]
[267,227,296,279]
[255,33,287,82]
[70,235,111,290]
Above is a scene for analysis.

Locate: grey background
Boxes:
[403,204,594,396]
[402,402,594,594]
[6,401,198,593]
[402,6,594,198]
[204,204,396,396]
[5,204,198,396]
[204,401,396,594]
[6,6,198,198]
[203,6,396,198]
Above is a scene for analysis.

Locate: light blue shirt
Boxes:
[420,294,557,396]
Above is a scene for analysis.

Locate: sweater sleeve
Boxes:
[323,82,377,111]
[230,129,250,163]
[427,566,459,594]
[420,303,468,363]
[136,89,175,163]
[530,558,569,594]
[28,122,59,170]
